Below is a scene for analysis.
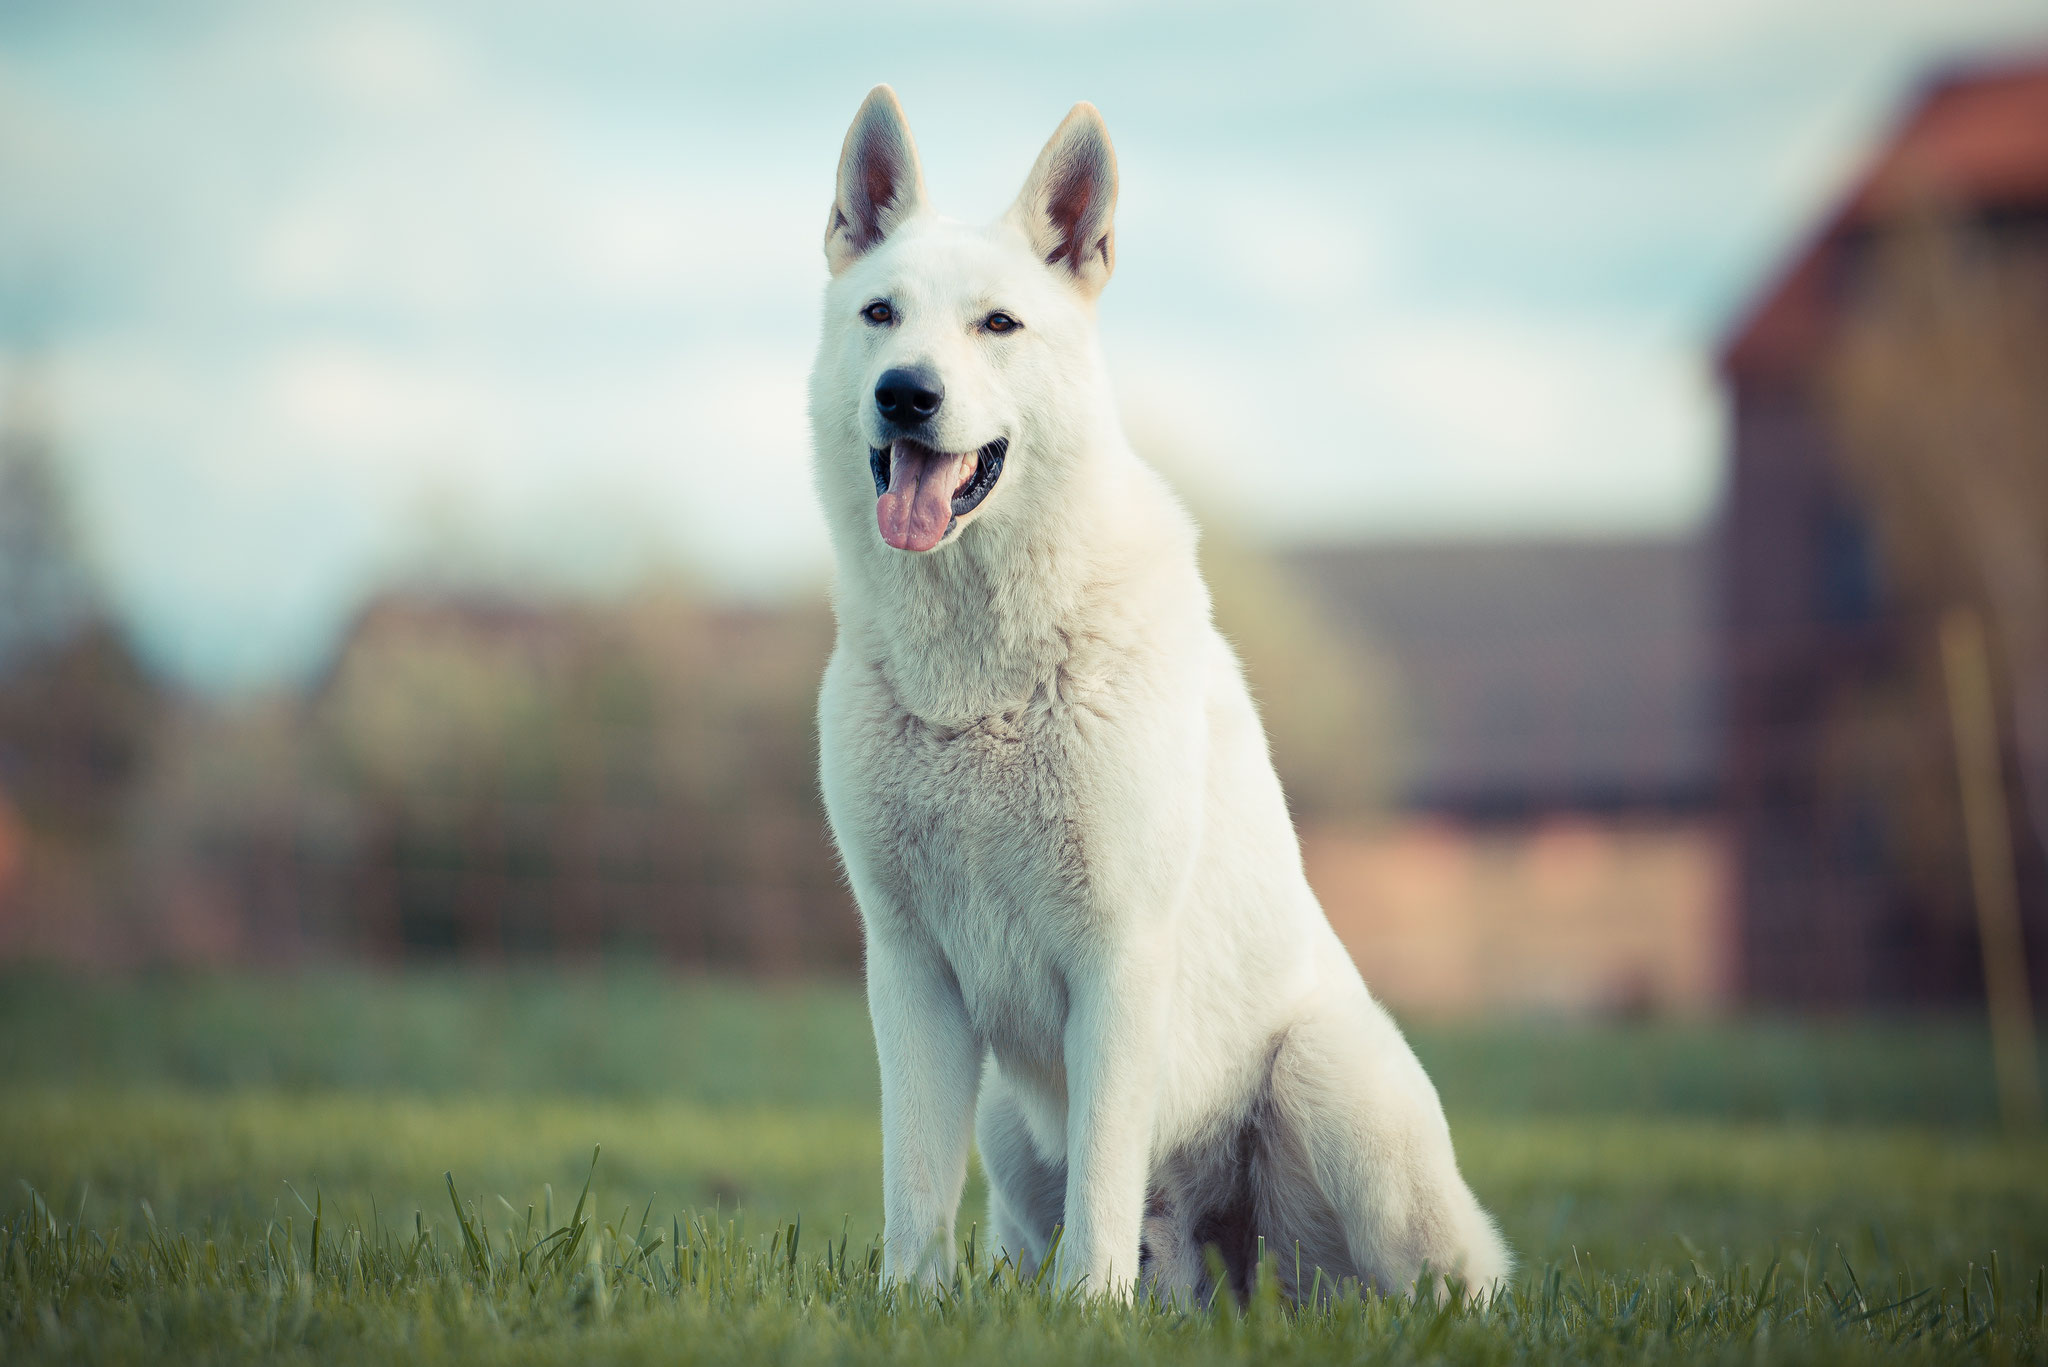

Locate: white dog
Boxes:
[809,86,1508,1303]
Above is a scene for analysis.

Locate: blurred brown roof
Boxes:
[1721,53,2048,380]
[1285,538,1717,815]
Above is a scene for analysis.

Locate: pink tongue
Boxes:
[877,442,975,552]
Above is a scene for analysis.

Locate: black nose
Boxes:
[875,366,944,427]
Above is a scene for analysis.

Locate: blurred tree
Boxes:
[0,374,160,959]
[0,377,97,673]
[0,377,157,835]
[288,584,849,969]
[1829,208,2048,883]
[1199,513,1405,823]
[1829,206,2047,1120]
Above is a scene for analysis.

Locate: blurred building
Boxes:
[1719,55,2048,1005]
[1287,539,1733,1017]
[1290,540,1717,817]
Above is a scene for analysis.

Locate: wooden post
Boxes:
[1940,607,2042,1131]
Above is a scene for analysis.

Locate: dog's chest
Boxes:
[849,692,1100,1070]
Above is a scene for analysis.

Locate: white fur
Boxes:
[808,86,1508,1303]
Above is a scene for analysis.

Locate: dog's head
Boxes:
[808,86,1117,557]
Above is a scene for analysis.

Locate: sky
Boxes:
[0,0,2043,690]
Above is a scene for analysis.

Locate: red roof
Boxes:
[1720,53,2048,380]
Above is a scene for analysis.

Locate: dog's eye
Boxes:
[862,301,894,326]
[983,311,1020,334]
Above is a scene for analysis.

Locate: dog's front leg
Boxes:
[1057,943,1170,1300]
[868,934,980,1291]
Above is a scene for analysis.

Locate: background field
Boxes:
[4,971,2046,1364]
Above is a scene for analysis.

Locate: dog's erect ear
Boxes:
[825,86,926,275]
[1008,103,1117,297]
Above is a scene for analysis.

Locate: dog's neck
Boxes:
[833,431,1199,726]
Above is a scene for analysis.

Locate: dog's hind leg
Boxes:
[975,1066,1066,1279]
[1136,1153,1221,1305]
[1263,981,1510,1299]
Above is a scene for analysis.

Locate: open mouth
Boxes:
[869,436,1007,552]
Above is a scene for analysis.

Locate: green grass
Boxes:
[3,970,2046,1364]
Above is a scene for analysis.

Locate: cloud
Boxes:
[1117,309,1716,544]
[1379,0,2043,92]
